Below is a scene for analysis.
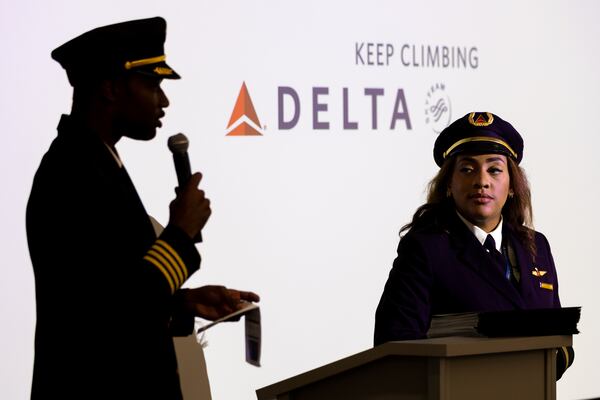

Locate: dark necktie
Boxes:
[484,235,511,280]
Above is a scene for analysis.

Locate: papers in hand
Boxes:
[244,305,261,367]
[196,302,262,367]
[196,302,259,333]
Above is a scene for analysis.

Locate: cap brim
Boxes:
[448,141,517,160]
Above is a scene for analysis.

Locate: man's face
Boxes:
[113,73,169,141]
[449,153,511,232]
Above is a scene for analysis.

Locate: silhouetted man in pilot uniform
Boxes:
[27,17,259,399]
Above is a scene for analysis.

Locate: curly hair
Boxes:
[400,156,536,257]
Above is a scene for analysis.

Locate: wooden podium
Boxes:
[256,335,571,400]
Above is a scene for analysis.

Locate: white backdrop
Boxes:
[2,1,599,399]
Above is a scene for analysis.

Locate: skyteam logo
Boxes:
[424,83,451,134]
[226,82,263,136]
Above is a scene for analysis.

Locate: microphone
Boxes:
[167,133,202,243]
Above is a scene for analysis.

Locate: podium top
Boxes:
[256,335,572,399]
[377,335,572,357]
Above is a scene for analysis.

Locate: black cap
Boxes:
[433,112,524,167]
[51,16,180,86]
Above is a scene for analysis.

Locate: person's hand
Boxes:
[183,285,260,321]
[168,172,211,239]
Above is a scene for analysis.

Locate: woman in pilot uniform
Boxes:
[374,112,573,378]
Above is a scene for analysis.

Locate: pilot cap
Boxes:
[433,112,524,167]
[51,16,180,86]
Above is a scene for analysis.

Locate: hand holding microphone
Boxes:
[167,133,210,242]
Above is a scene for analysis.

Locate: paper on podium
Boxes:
[428,312,481,338]
[427,306,581,338]
[196,302,261,366]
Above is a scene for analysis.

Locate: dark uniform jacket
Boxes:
[374,209,573,377]
[27,115,199,399]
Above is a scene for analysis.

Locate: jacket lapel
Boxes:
[85,127,156,247]
[504,225,535,302]
[58,115,156,252]
[448,214,524,308]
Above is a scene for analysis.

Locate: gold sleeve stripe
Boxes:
[561,346,570,367]
[148,249,181,288]
[154,241,186,281]
[150,245,184,285]
[144,255,175,294]
[156,240,188,281]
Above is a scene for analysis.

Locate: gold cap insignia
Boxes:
[153,66,173,76]
[532,267,547,277]
[468,112,494,127]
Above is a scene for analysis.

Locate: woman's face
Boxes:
[449,153,511,232]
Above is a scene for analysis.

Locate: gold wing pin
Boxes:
[532,267,547,277]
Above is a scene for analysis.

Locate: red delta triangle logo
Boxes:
[226,82,263,136]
